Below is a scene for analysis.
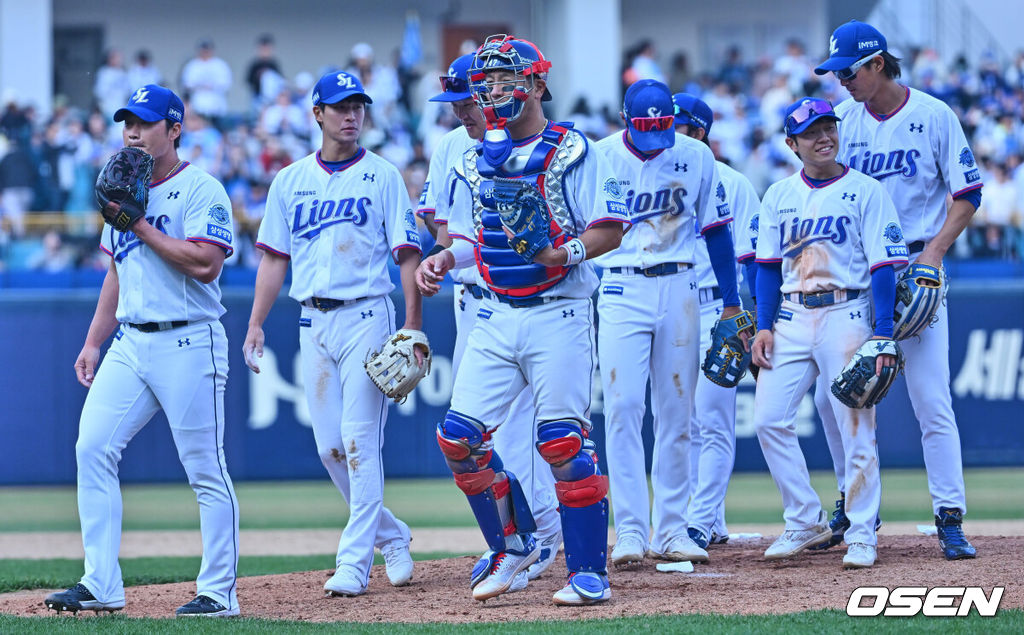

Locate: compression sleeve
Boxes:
[704,223,740,307]
[755,261,782,331]
[870,265,896,338]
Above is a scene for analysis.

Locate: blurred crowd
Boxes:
[2,34,1024,274]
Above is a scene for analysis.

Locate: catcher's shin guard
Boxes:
[437,411,536,553]
[536,419,610,574]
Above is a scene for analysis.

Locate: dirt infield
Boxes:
[3,535,1021,622]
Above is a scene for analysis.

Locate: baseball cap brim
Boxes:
[628,126,675,152]
[814,55,862,76]
[428,91,473,103]
[318,91,373,106]
[113,105,166,123]
[788,113,840,136]
[673,111,700,128]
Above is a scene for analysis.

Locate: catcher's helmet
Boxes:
[469,34,552,125]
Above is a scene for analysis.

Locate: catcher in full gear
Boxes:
[750,98,907,570]
[416,34,628,606]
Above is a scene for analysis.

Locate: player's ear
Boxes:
[619,111,627,126]
[533,77,547,102]
[168,122,182,144]
[784,135,799,156]
[313,105,323,124]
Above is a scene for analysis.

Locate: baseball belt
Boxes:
[783,289,861,308]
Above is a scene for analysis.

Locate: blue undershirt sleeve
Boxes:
[870,265,896,338]
[704,224,740,307]
[742,258,758,300]
[755,262,782,331]
[953,187,982,211]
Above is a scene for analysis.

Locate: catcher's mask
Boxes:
[469,34,552,127]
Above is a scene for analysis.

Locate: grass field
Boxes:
[2,468,1019,532]
[2,468,1020,630]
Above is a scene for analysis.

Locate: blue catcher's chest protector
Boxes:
[462,122,587,299]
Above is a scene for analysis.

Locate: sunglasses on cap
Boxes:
[630,115,675,132]
[835,53,881,81]
[786,98,836,133]
[439,75,470,93]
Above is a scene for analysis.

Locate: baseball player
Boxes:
[671,93,760,550]
[242,71,419,597]
[416,35,628,605]
[44,85,241,617]
[594,80,741,567]
[815,20,982,560]
[752,97,907,568]
[418,54,561,581]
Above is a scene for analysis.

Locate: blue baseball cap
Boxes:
[783,97,840,136]
[814,20,887,75]
[623,79,676,152]
[672,93,714,135]
[113,85,184,124]
[312,71,372,106]
[429,54,474,103]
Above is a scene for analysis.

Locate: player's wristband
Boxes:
[560,238,586,266]
[426,242,446,258]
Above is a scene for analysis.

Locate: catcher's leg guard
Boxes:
[536,419,610,574]
[437,410,537,557]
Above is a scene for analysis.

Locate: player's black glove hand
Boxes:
[491,177,552,263]
[96,147,153,232]
[702,310,755,387]
[831,338,904,408]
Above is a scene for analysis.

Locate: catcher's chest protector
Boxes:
[463,122,585,298]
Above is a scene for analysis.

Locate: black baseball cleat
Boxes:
[44,583,125,614]
[809,495,882,551]
[935,507,977,560]
[175,594,240,618]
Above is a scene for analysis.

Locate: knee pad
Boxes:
[436,410,502,475]
[536,419,585,465]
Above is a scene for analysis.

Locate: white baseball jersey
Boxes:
[424,127,478,285]
[694,160,759,288]
[256,149,421,301]
[835,87,983,245]
[756,166,908,293]
[100,162,233,324]
[446,132,627,298]
[593,132,730,270]
[417,125,474,218]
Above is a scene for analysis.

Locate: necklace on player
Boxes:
[163,159,183,181]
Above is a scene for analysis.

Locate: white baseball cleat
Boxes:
[651,535,710,563]
[381,539,414,586]
[843,543,877,569]
[526,530,562,580]
[611,532,646,567]
[324,568,366,597]
[764,511,832,560]
[552,572,611,606]
[471,547,539,601]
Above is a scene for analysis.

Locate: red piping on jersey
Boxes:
[450,232,472,242]
[390,243,422,263]
[415,208,435,218]
[870,259,908,272]
[433,218,449,226]
[866,86,910,122]
[755,257,783,264]
[621,130,664,161]
[187,236,233,256]
[149,161,190,188]
[800,165,849,189]
[99,244,114,258]
[952,182,983,199]
[700,217,733,234]
[316,147,366,174]
[255,242,291,259]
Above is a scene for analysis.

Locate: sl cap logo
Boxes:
[131,88,149,104]
[647,106,661,117]
[829,36,839,55]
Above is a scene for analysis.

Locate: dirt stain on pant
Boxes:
[348,440,359,472]
[330,448,343,462]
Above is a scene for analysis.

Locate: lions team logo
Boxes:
[716,182,726,202]
[958,147,975,168]
[749,214,759,233]
[603,178,623,199]
[404,209,416,230]
[884,222,903,243]
[208,204,229,225]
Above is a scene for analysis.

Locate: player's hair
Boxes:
[880,51,902,80]
[165,120,181,149]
